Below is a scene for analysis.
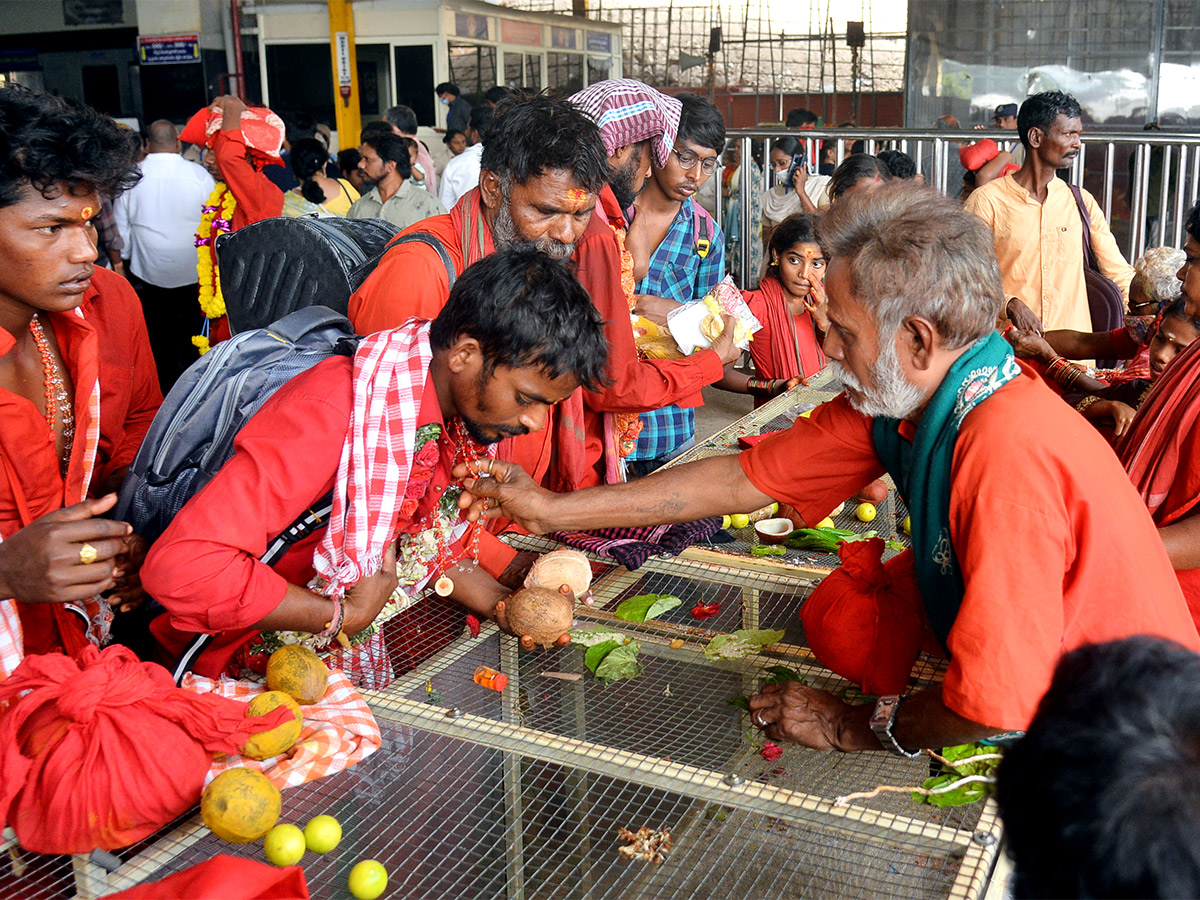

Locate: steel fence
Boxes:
[713,127,1200,287]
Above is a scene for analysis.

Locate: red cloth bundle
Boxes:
[0,645,290,854]
[105,855,310,899]
[180,104,284,162]
[800,540,942,695]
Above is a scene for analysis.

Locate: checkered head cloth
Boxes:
[570,79,682,169]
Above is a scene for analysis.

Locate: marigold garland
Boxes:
[193,184,236,351]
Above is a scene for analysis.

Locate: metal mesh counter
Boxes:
[3,375,1004,900]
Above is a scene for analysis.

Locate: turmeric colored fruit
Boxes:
[265,645,329,705]
[241,691,303,761]
[201,768,281,843]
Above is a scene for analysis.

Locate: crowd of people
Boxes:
[2,76,1200,896]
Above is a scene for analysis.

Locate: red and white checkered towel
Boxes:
[312,321,432,600]
[183,671,382,791]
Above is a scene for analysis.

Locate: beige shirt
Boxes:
[347,179,446,231]
[965,174,1134,333]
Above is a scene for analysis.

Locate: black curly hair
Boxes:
[0,86,140,209]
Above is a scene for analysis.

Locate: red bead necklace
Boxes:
[28,314,75,474]
[432,420,490,597]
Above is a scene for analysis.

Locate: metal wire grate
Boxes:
[1,434,998,899]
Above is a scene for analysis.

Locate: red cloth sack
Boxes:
[0,645,291,854]
[104,855,310,900]
[800,540,942,695]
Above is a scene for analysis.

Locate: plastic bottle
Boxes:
[473,665,508,691]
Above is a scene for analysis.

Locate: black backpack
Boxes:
[114,305,360,547]
[216,217,458,334]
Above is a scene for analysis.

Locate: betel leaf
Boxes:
[594,640,642,685]
[570,627,625,647]
[613,593,682,623]
[761,665,807,684]
[750,545,786,557]
[914,773,992,808]
[704,628,786,660]
[725,695,752,712]
[584,640,620,674]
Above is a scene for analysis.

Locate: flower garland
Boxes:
[193,183,236,354]
[243,424,482,657]
[606,219,643,456]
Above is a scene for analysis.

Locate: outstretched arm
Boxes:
[455,454,772,535]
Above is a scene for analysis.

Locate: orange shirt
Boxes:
[740,364,1198,730]
[965,175,1134,333]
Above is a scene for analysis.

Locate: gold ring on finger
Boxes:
[79,542,98,565]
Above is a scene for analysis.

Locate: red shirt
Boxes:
[347,185,724,489]
[347,200,480,335]
[1,267,162,654]
[212,130,284,228]
[140,356,514,676]
[740,364,1199,730]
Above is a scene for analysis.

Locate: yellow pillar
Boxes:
[328,0,362,151]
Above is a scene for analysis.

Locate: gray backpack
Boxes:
[114,305,359,547]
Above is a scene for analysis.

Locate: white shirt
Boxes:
[114,152,215,288]
[439,143,483,210]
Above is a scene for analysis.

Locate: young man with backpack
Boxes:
[139,250,608,682]
[625,93,728,475]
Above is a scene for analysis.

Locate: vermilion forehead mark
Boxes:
[80,206,94,220]
[566,188,590,202]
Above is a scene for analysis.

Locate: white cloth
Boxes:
[439,143,483,210]
[113,152,215,288]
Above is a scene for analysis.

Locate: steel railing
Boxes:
[712,127,1200,286]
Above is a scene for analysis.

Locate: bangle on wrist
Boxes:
[315,595,345,640]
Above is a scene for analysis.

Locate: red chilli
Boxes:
[466,614,482,638]
[690,602,722,620]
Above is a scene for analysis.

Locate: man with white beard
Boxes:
[451,181,1199,756]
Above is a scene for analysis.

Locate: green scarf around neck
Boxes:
[871,331,1021,654]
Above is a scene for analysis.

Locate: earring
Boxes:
[770,254,779,267]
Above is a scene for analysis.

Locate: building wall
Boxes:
[906,0,1200,128]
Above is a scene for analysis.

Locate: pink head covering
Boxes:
[180,104,285,163]
[570,79,682,169]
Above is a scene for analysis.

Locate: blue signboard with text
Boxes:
[137,34,200,66]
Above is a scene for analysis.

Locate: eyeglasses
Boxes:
[671,147,719,174]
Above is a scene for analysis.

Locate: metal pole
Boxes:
[1174,145,1188,248]
[229,0,246,100]
[1103,142,1114,222]
[739,135,753,287]
[1157,145,1173,247]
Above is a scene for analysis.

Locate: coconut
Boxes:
[523,548,592,598]
[505,586,575,649]
[852,479,889,504]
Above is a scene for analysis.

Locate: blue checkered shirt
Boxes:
[629,198,726,461]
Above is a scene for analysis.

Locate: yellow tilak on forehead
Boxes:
[80,206,94,221]
[566,188,591,202]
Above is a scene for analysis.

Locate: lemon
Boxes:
[856,503,877,523]
[903,515,911,535]
[729,513,750,529]
[304,814,342,853]
[721,514,732,529]
[816,517,835,529]
[349,860,389,900]
[769,502,779,515]
[263,824,306,867]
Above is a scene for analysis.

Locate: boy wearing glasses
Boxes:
[626,93,728,475]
